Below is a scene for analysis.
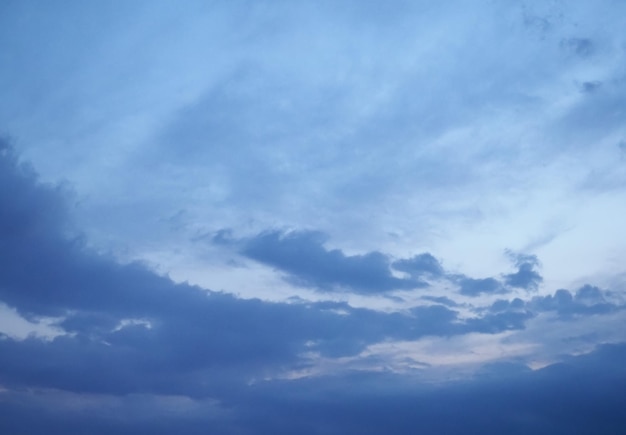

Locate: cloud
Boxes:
[11,138,618,401]
[1,142,554,399]
[223,230,548,297]
[236,230,425,294]
[457,277,504,296]
[392,253,444,278]
[2,116,626,433]
[420,295,460,307]
[489,297,526,313]
[580,80,602,93]
[530,285,619,319]
[560,37,595,57]
[2,0,626,432]
[503,253,543,291]
[484,284,624,325]
[2,343,626,434]
[0,141,69,242]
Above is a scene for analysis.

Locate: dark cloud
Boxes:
[2,141,626,433]
[392,253,444,278]
[504,263,542,290]
[489,297,526,313]
[421,295,460,307]
[227,230,546,297]
[485,284,622,322]
[465,310,533,334]
[457,277,504,296]
[0,140,69,242]
[580,80,602,93]
[477,298,535,332]
[234,343,626,434]
[504,253,543,291]
[531,285,618,318]
[0,294,539,398]
[237,230,424,294]
[391,252,543,297]
[1,343,625,434]
[0,141,541,398]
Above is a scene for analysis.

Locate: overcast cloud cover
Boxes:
[1,0,626,433]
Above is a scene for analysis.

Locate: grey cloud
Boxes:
[489,297,526,313]
[392,253,444,278]
[531,285,618,318]
[457,277,504,296]
[237,230,424,294]
[483,284,622,322]
[467,312,532,334]
[580,80,602,93]
[503,253,543,291]
[2,343,626,434]
[420,295,460,307]
[2,0,626,431]
[0,141,548,400]
[1,142,625,433]
[504,262,543,290]
[401,252,544,298]
[226,230,547,297]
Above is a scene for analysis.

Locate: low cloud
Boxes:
[1,343,626,434]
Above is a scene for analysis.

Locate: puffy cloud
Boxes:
[489,297,526,313]
[503,253,543,291]
[392,253,444,278]
[1,343,626,434]
[531,285,619,319]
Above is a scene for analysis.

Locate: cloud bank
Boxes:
[1,140,626,432]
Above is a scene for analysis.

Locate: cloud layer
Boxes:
[1,139,626,432]
[2,1,626,433]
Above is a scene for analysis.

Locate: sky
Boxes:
[1,0,626,433]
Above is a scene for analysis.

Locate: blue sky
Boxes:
[1,1,626,433]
